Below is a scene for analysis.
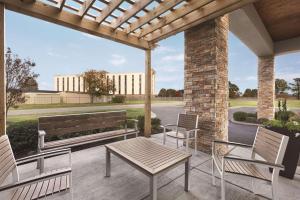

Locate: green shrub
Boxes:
[275,110,295,122]
[245,117,257,123]
[289,115,300,123]
[257,118,269,124]
[247,112,257,118]
[263,119,284,128]
[137,115,161,135]
[233,112,247,121]
[285,121,300,133]
[112,95,126,103]
[7,120,38,157]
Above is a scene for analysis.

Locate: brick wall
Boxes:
[184,15,229,153]
[258,56,275,119]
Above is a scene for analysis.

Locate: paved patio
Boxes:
[14,134,300,200]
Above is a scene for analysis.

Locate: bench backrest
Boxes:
[253,127,289,164]
[177,114,198,131]
[38,111,127,135]
[0,135,17,185]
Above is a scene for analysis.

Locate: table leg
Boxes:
[105,148,111,177]
[185,159,190,192]
[150,175,157,200]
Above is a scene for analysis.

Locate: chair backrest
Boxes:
[38,110,127,136]
[177,114,198,131]
[0,135,17,185]
[253,127,289,164]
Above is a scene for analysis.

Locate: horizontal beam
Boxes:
[96,0,124,24]
[126,0,185,34]
[57,0,66,11]
[1,0,151,50]
[139,0,214,38]
[275,36,300,56]
[146,0,257,43]
[111,0,153,29]
[79,0,96,17]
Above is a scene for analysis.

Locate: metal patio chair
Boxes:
[211,127,289,200]
[0,135,72,200]
[161,113,199,153]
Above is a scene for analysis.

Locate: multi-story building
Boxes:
[54,70,156,95]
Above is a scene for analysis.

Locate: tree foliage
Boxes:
[6,48,39,112]
[158,88,182,97]
[229,81,240,98]
[243,88,257,97]
[275,79,288,95]
[83,70,114,103]
[289,78,300,100]
[158,88,167,97]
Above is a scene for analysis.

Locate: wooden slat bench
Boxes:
[38,110,139,172]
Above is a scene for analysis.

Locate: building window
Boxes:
[73,77,75,92]
[67,77,69,91]
[62,78,65,91]
[113,75,115,94]
[139,75,142,95]
[124,75,127,95]
[57,78,59,91]
[118,75,121,94]
[132,75,134,95]
[78,77,81,92]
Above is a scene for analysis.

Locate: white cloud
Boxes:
[109,54,127,66]
[276,73,300,82]
[153,46,176,54]
[155,65,181,73]
[161,53,184,62]
[156,75,182,83]
[47,49,67,58]
[81,33,102,40]
[245,76,257,81]
[39,81,52,90]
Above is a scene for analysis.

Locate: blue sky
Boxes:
[5,10,300,93]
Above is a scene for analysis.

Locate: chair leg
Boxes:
[221,172,225,200]
[251,179,255,194]
[272,181,278,200]
[194,133,197,155]
[186,138,189,152]
[176,138,179,148]
[163,132,166,145]
[212,158,216,186]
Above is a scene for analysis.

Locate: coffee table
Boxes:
[105,137,192,200]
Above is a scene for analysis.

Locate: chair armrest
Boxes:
[127,119,138,122]
[160,124,178,129]
[186,128,200,133]
[213,140,252,148]
[0,167,71,192]
[224,156,284,170]
[16,148,71,165]
[38,130,46,137]
[126,119,138,130]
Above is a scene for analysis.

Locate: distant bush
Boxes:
[137,115,161,135]
[233,112,248,121]
[245,117,257,123]
[7,120,38,157]
[263,119,284,128]
[112,95,126,103]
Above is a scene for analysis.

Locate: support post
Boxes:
[0,3,5,136]
[144,49,151,137]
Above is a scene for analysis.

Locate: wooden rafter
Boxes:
[146,0,257,43]
[79,0,96,17]
[111,0,154,29]
[57,0,66,11]
[1,0,150,49]
[139,0,214,38]
[126,0,186,34]
[96,0,124,24]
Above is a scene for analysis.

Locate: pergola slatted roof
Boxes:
[1,0,255,49]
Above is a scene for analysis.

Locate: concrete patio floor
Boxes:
[11,134,300,200]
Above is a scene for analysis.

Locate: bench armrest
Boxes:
[0,167,71,192]
[213,140,253,148]
[16,148,71,165]
[224,156,284,170]
[38,130,46,136]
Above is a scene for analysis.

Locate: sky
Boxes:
[5,10,300,93]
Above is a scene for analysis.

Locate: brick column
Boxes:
[184,15,229,153]
[257,56,275,120]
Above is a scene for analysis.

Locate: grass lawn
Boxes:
[229,99,300,108]
[7,108,144,124]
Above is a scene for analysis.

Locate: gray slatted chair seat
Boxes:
[214,155,271,181]
[166,131,186,139]
[43,128,136,150]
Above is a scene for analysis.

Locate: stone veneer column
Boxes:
[257,56,275,119]
[184,15,229,153]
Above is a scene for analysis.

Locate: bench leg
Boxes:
[105,149,111,177]
[185,159,190,192]
[150,175,157,200]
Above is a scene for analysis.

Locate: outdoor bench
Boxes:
[37,110,138,171]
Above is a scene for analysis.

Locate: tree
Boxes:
[243,88,253,97]
[166,89,176,97]
[83,70,114,103]
[290,78,300,100]
[22,77,38,92]
[275,79,288,95]
[158,88,167,97]
[229,81,240,98]
[6,48,39,113]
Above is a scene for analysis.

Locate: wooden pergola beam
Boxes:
[1,0,151,50]
[79,0,96,17]
[57,0,66,11]
[0,3,5,136]
[111,0,153,29]
[146,0,256,43]
[139,0,214,38]
[96,0,124,24]
[126,0,185,34]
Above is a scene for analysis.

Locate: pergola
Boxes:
[0,0,255,138]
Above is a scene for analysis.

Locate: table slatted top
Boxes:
[105,137,191,175]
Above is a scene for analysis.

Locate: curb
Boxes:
[229,119,260,126]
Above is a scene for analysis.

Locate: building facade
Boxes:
[54,71,156,95]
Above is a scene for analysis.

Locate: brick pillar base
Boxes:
[184,15,229,154]
[258,56,275,120]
